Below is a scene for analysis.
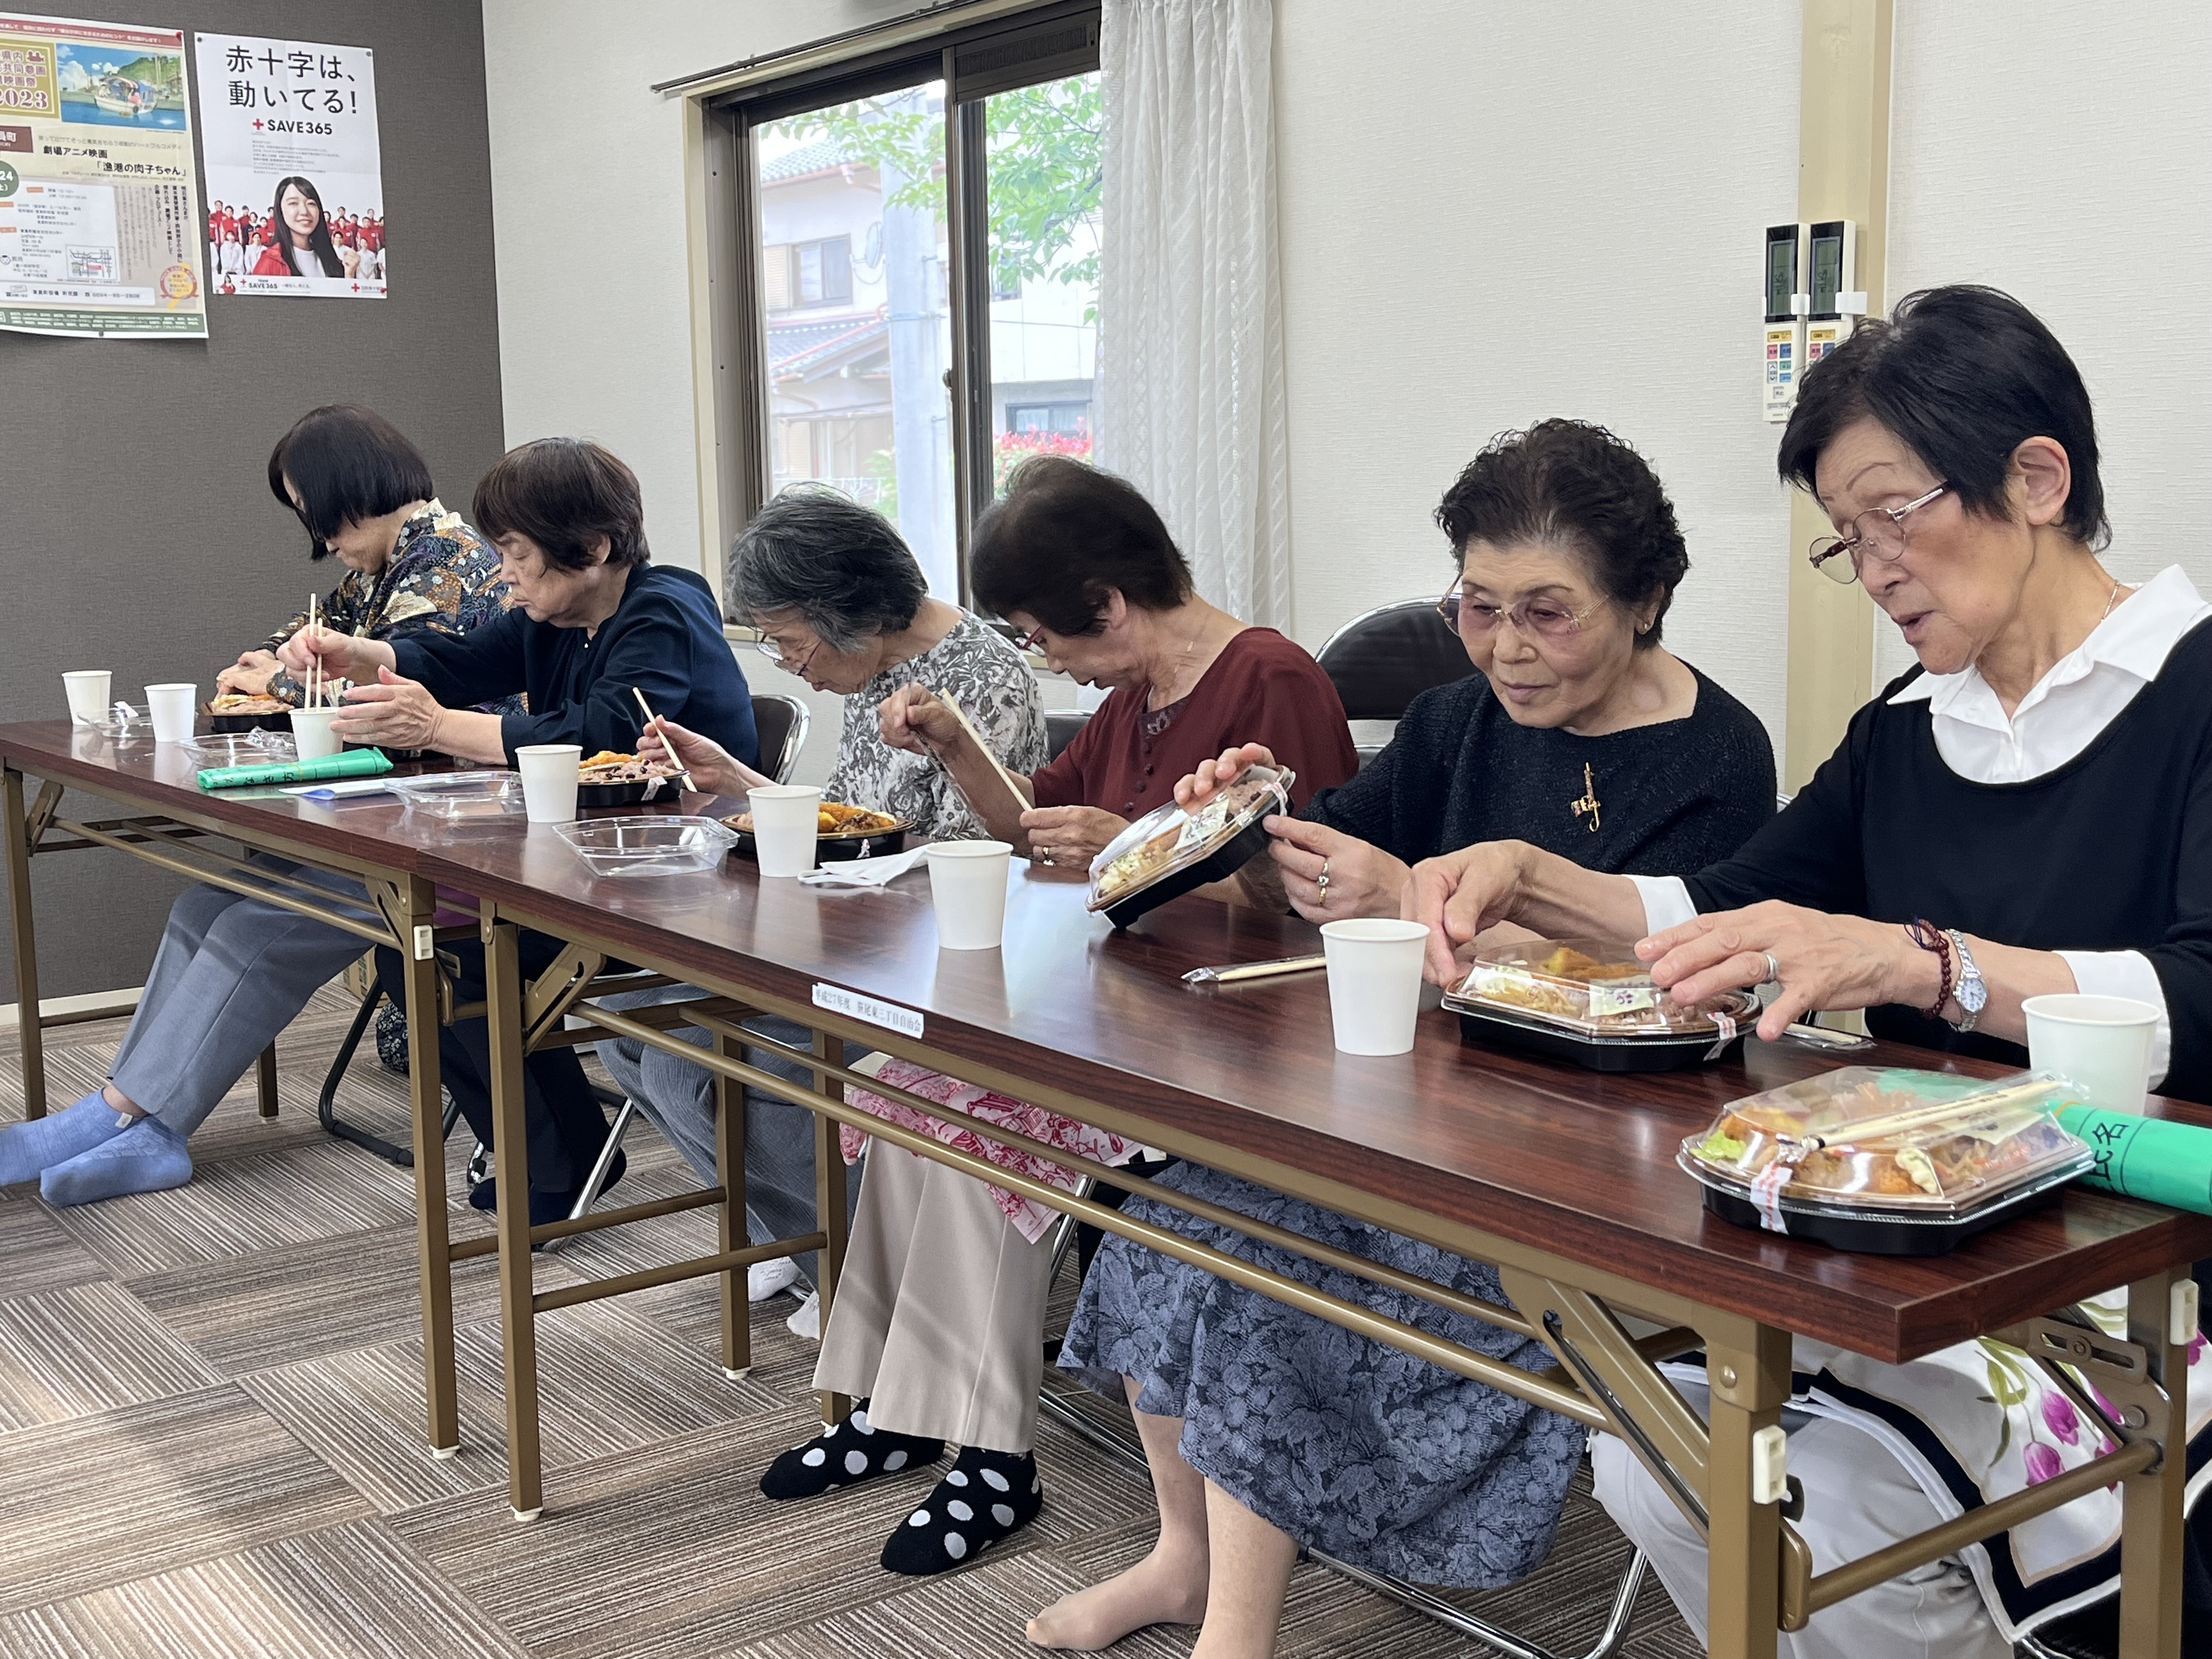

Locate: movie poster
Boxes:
[0,10,205,337]
[192,32,383,299]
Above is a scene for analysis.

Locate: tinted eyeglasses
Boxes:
[1437,587,1598,641]
[1807,482,1950,585]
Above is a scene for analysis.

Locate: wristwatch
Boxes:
[1945,929,1986,1033]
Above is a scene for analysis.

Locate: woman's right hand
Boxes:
[640,715,767,797]
[1404,842,1531,985]
[1173,743,1277,810]
[879,683,963,756]
[276,623,366,682]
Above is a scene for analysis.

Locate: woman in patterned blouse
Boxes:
[216,404,507,706]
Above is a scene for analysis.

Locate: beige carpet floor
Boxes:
[0,986,1702,1658]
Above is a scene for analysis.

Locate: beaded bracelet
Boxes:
[1904,918,1954,1019]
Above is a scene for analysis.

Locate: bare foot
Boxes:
[1026,1549,1209,1651]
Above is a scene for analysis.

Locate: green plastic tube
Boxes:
[196,749,394,791]
[2059,1106,2212,1215]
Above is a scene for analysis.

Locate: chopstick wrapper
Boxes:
[2060,1106,2212,1214]
[198,749,394,791]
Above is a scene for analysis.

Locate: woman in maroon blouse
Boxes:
[752,459,1356,1581]
[881,454,1357,868]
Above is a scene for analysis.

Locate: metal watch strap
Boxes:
[1945,928,1985,1034]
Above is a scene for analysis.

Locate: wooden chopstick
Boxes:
[1182,954,1328,985]
[630,687,699,794]
[937,692,1029,822]
[1782,1078,2064,1152]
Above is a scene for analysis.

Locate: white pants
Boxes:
[1591,1388,2013,1659]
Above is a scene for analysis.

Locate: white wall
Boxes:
[1877,0,2212,685]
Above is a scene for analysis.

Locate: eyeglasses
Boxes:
[1807,482,1950,585]
[754,634,820,675]
[1437,587,1598,641]
[1013,622,1050,653]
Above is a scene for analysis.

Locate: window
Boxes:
[708,6,1103,608]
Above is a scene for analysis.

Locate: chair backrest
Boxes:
[1316,597,1474,721]
[751,692,810,785]
[1045,708,1091,761]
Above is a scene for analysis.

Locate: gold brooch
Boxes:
[1571,762,1601,832]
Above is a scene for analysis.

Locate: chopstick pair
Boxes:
[934,692,1029,822]
[631,687,699,794]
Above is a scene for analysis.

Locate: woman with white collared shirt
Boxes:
[1405,284,2212,1656]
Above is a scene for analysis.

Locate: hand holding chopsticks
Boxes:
[632,687,699,793]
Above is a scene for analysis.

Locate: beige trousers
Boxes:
[813,1139,1057,1452]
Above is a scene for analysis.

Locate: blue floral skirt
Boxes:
[1059,1161,1581,1588]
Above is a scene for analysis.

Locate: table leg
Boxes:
[401,879,460,1459]
[3,767,46,1120]
[256,1043,279,1118]
[483,914,544,1521]
[812,1024,850,1428]
[1703,1323,1791,1659]
[713,1026,750,1380]
[2118,1269,2188,1657]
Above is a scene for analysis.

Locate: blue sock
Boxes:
[0,1090,129,1186]
[40,1115,193,1206]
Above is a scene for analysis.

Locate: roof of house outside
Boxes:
[769,314,887,378]
[760,137,861,184]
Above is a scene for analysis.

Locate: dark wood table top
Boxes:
[12,719,2209,1363]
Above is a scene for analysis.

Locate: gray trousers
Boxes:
[109,862,375,1137]
[592,987,861,1286]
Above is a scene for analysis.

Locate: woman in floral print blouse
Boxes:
[216,404,507,705]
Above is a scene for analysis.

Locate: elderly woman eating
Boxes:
[1030,420,1776,1654]
[753,456,1359,1581]
[595,486,1046,1300]
[298,437,760,1224]
[1410,288,2212,1657]
[0,405,507,1206]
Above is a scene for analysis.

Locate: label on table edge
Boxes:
[812,982,923,1039]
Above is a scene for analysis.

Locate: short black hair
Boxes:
[1434,419,1689,648]
[730,487,928,651]
[1778,284,2108,550]
[471,437,650,570]
[267,404,436,560]
[970,455,1193,635]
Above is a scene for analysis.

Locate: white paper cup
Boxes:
[748,784,824,878]
[145,682,197,744]
[63,670,111,725]
[291,706,343,761]
[515,743,583,825]
[926,840,1013,949]
[2024,993,2160,1114]
[1320,918,1430,1055]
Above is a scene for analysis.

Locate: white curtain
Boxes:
[1096,0,1293,630]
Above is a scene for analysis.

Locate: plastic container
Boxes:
[555,815,737,878]
[1442,938,1752,1071]
[182,731,298,766]
[203,695,294,733]
[723,805,910,863]
[388,770,528,821]
[1680,1066,2095,1255]
[575,752,680,809]
[1086,765,1295,929]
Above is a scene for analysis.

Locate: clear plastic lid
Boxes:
[556,815,736,877]
[1444,938,1752,1037]
[387,770,526,819]
[1680,1066,2094,1219]
[1086,765,1294,912]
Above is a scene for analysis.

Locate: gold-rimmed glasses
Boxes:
[1807,482,1951,585]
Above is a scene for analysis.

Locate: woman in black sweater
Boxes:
[1410,286,2212,1656]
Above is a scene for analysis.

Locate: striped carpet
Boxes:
[0,986,1702,1658]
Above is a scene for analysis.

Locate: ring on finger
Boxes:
[1760,951,1781,986]
[1316,857,1331,896]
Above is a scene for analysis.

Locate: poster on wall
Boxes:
[0,11,205,337]
[191,32,383,299]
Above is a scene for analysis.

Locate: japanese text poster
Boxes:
[0,11,205,337]
[193,32,383,299]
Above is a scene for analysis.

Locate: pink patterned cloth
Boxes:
[840,1057,1145,1243]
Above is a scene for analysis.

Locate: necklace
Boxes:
[2099,575,2125,620]
[1571,761,1601,832]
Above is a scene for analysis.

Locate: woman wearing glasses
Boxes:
[1401,286,2212,1657]
[1030,420,1777,1654]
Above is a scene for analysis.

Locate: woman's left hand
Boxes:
[1266,816,1409,922]
[331,667,448,753]
[1641,901,1933,1041]
[1019,805,1126,869]
[216,650,280,696]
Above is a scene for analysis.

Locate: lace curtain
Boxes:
[1096,0,1293,630]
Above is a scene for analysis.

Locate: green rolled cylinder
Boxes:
[2059,1106,2212,1215]
[196,749,394,791]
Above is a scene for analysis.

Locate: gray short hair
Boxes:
[727,487,928,653]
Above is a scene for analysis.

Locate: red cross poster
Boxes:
[192,31,383,300]
[0,11,206,337]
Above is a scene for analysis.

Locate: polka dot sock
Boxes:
[878,1444,1042,1576]
[758,1400,943,1502]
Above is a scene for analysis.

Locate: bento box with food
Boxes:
[1442,938,1753,1071]
[557,815,737,878]
[723,801,909,862]
[575,751,681,808]
[1679,1067,2094,1254]
[204,692,293,732]
[1086,765,1295,928]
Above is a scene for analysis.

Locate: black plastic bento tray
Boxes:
[1450,1000,1745,1073]
[1692,1160,2086,1256]
[1097,812,1272,929]
[204,706,292,733]
[728,821,910,863]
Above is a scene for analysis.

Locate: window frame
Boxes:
[689,1,1101,616]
